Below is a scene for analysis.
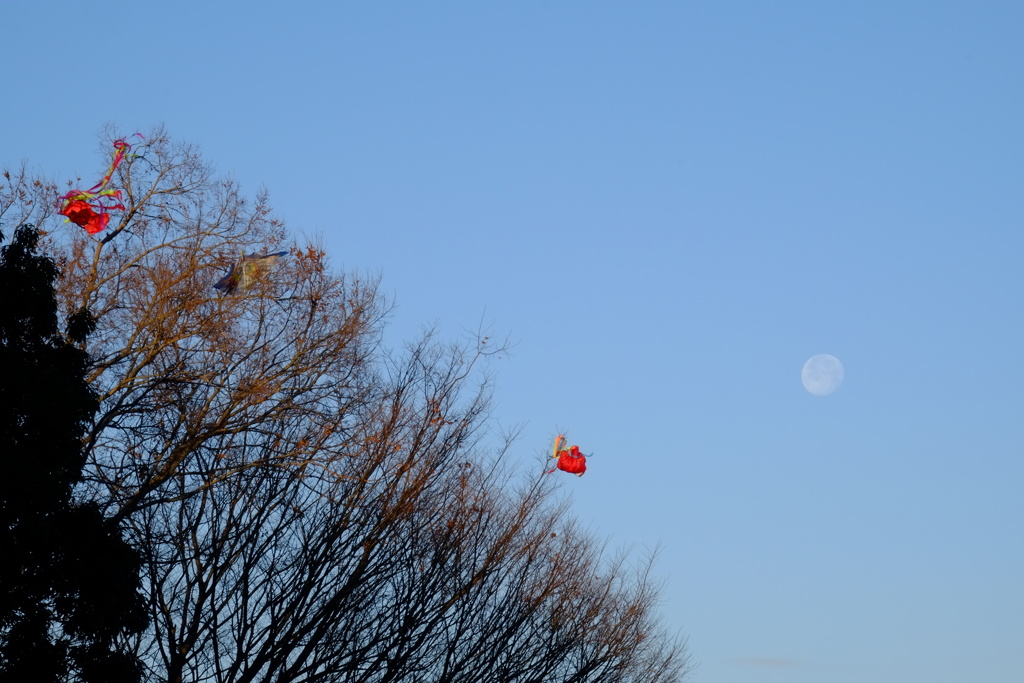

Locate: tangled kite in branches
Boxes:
[58,136,139,234]
[546,434,587,477]
[213,251,288,295]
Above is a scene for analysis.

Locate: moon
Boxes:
[802,354,844,396]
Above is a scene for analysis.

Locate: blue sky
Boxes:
[4,2,1023,681]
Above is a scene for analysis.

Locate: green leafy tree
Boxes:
[0,224,147,683]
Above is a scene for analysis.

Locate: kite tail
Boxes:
[84,137,134,194]
[61,135,140,201]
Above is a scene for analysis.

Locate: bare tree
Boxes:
[0,129,692,683]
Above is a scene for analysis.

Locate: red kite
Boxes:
[546,434,587,477]
[58,136,138,234]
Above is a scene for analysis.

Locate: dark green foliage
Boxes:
[0,225,147,683]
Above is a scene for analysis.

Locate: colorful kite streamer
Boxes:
[546,434,587,477]
[58,137,138,234]
[213,251,289,294]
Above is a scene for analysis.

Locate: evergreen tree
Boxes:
[0,225,147,683]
